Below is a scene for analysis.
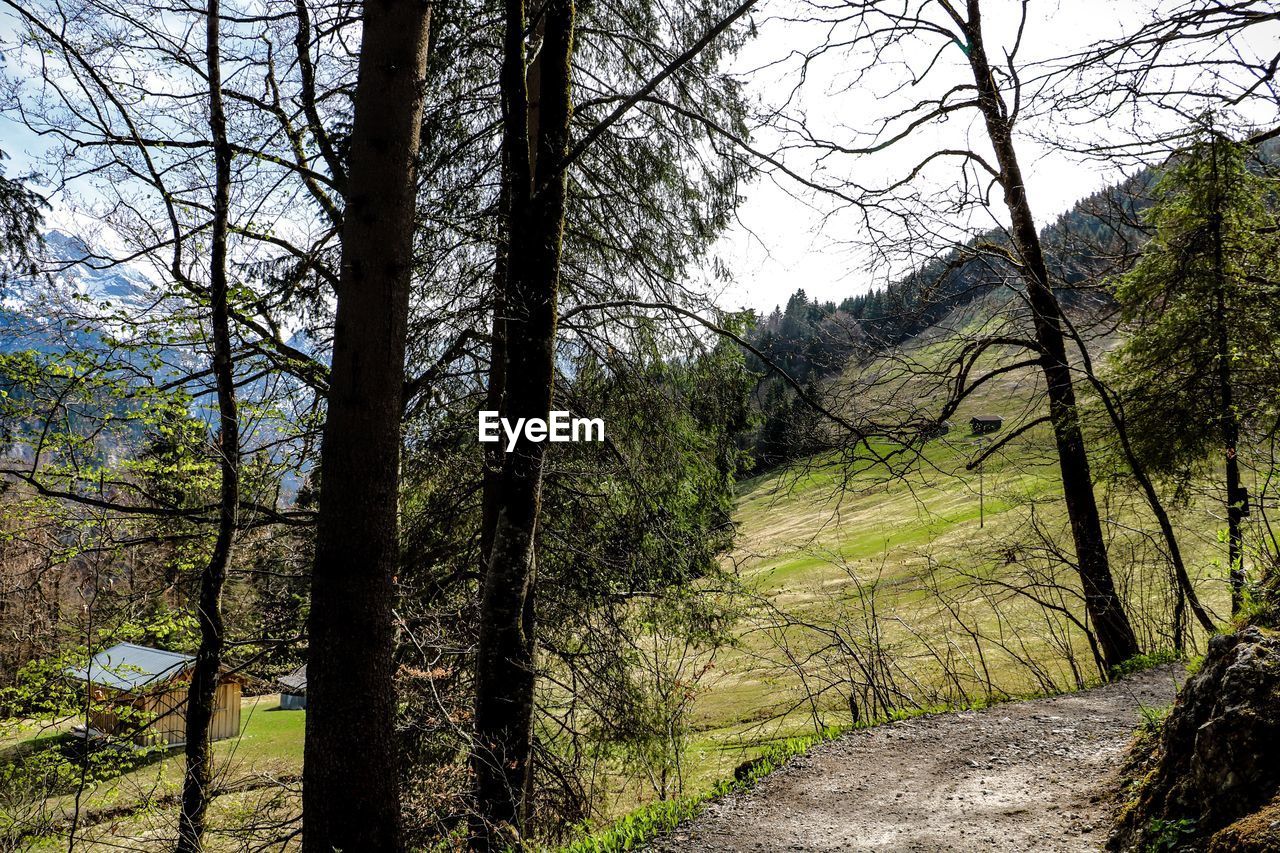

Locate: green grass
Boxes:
[554,727,843,853]
[8,695,304,850]
[6,297,1238,848]
[590,352,1230,827]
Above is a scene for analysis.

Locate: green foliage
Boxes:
[555,727,842,853]
[395,322,759,836]
[1137,703,1173,738]
[0,606,196,721]
[0,733,166,797]
[1145,816,1198,852]
[533,333,755,802]
[1111,649,1180,679]
[0,146,44,284]
[1109,128,1280,485]
[0,648,84,719]
[114,606,201,652]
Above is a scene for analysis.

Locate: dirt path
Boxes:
[652,666,1183,852]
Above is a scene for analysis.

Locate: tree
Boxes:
[470,0,576,844]
[764,0,1141,668]
[175,1,240,848]
[961,0,1139,668]
[470,0,757,844]
[0,147,43,283]
[1055,0,1279,159]
[301,0,432,849]
[1110,128,1280,612]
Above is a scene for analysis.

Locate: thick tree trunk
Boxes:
[964,0,1139,670]
[470,0,574,847]
[302,1,432,849]
[176,5,238,850]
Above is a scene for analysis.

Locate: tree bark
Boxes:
[176,4,238,849]
[302,0,432,849]
[480,183,510,568]
[470,0,574,846]
[1209,137,1246,613]
[964,0,1139,670]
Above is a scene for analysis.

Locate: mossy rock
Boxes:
[1207,794,1280,852]
[1111,627,1280,851]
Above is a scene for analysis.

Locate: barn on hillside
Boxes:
[66,642,241,746]
[970,415,1003,435]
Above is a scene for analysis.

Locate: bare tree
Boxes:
[749,0,1143,667]
[175,1,240,848]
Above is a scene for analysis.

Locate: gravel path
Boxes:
[651,666,1183,852]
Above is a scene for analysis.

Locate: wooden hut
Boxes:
[970,414,1003,435]
[277,664,307,710]
[66,642,241,746]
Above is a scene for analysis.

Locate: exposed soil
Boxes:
[651,666,1183,852]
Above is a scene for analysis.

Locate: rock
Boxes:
[1112,626,1280,851]
[1207,793,1280,852]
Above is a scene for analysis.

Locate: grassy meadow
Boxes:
[1,301,1242,848]
[580,299,1240,821]
[6,696,302,850]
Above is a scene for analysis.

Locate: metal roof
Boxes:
[971,415,1003,422]
[65,642,195,692]
[277,664,307,694]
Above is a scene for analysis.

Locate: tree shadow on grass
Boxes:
[0,728,175,798]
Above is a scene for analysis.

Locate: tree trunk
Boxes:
[964,0,1139,670]
[480,179,509,567]
[302,1,432,849]
[1082,368,1216,635]
[470,0,574,846]
[176,4,238,849]
[1208,137,1246,613]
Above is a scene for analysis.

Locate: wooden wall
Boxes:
[210,680,242,741]
[145,685,189,745]
[90,677,242,746]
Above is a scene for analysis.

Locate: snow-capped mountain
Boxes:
[39,229,158,310]
[0,227,178,356]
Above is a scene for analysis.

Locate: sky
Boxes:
[708,0,1162,314]
[3,0,1276,315]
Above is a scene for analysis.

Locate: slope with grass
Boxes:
[597,293,1233,824]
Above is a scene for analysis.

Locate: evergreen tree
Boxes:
[1111,128,1280,611]
[0,147,43,284]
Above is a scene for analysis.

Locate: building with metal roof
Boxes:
[66,642,195,692]
[278,664,307,710]
[65,642,242,746]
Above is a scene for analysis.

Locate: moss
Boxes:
[1207,794,1280,852]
